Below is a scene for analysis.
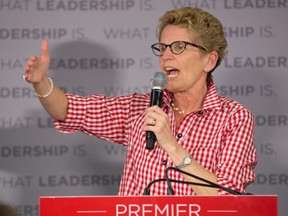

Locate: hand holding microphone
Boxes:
[145,72,166,150]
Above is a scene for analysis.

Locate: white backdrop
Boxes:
[0,0,287,215]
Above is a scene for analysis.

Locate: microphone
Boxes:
[143,178,214,195]
[146,72,166,150]
[165,166,252,195]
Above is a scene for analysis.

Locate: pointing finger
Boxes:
[41,39,49,59]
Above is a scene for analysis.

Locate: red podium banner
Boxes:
[40,195,277,216]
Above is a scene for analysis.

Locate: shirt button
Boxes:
[177,133,183,138]
[198,110,204,115]
[162,160,167,165]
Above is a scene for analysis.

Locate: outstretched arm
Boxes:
[24,40,68,121]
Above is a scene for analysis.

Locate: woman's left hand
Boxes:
[142,105,178,153]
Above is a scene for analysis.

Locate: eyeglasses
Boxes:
[151,41,207,56]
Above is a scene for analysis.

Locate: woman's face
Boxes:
[159,25,209,94]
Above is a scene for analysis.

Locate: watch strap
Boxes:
[176,155,193,169]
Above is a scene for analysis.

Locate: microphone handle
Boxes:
[149,88,163,107]
[146,88,163,150]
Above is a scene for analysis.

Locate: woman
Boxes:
[23,7,257,195]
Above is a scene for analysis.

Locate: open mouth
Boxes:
[165,67,180,78]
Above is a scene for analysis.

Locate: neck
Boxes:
[171,86,208,115]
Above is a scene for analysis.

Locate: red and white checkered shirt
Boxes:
[55,80,257,195]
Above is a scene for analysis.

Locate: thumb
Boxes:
[41,39,50,59]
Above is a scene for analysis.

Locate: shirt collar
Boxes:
[202,79,222,110]
[162,79,222,111]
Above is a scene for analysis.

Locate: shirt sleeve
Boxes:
[54,93,135,145]
[216,106,257,195]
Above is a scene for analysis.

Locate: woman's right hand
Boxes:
[24,40,50,84]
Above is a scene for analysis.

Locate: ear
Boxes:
[204,51,218,73]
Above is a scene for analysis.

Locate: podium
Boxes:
[40,195,277,216]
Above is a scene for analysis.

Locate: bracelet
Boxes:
[33,77,54,98]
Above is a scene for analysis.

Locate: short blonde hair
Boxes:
[157,7,228,80]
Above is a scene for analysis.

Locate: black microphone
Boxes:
[165,166,252,195]
[143,178,214,195]
[146,72,166,150]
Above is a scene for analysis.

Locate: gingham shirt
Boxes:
[55,80,257,195]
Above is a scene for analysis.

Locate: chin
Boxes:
[165,85,176,93]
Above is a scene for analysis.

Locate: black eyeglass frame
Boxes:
[151,41,207,56]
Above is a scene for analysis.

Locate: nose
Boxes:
[161,46,174,60]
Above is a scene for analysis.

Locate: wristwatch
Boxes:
[176,155,193,169]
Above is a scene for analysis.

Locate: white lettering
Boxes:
[116,204,127,215]
[142,204,153,215]
[115,204,201,215]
